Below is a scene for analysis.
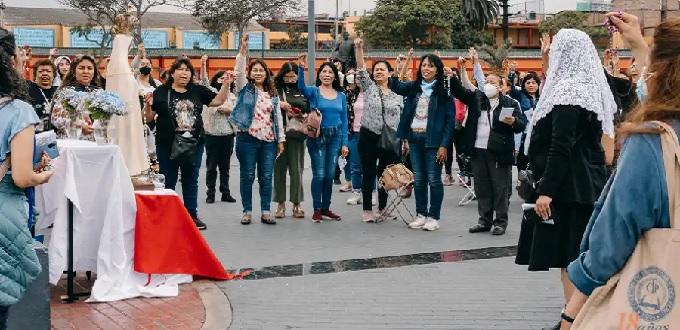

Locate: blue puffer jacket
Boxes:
[0,176,41,306]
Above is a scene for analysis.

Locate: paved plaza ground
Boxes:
[51,159,564,329]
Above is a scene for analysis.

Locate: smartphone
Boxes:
[291,107,301,114]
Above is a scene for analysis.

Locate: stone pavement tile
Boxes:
[50,273,205,329]
[194,163,527,270]
[220,257,564,330]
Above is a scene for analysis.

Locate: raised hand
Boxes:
[201,54,208,64]
[354,37,363,49]
[298,53,308,68]
[408,48,414,58]
[469,47,479,63]
[434,49,441,58]
[49,48,57,56]
[540,33,551,56]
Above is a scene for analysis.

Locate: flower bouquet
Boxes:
[79,90,129,144]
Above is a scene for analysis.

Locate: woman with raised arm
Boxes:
[354,38,404,222]
[389,53,455,231]
[229,34,285,225]
[147,53,231,231]
[297,53,349,223]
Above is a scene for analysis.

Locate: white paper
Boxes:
[338,156,347,171]
[500,107,514,119]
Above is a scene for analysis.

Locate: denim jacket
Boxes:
[388,78,455,149]
[228,54,285,143]
[567,129,673,296]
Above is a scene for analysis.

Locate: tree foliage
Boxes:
[191,0,300,42]
[356,0,494,50]
[478,41,512,73]
[59,0,176,64]
[354,0,454,49]
[278,25,307,49]
[539,11,608,45]
[461,0,499,30]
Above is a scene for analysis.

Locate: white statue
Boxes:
[107,13,149,176]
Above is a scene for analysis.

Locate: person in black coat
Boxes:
[449,73,526,235]
[514,29,617,330]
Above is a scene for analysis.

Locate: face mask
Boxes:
[346,74,355,84]
[285,82,297,89]
[139,67,152,76]
[484,84,499,99]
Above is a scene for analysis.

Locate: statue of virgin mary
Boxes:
[106,13,149,176]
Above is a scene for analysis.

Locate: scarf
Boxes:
[420,79,437,98]
[524,29,616,155]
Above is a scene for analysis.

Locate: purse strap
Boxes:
[378,88,387,126]
[652,120,680,229]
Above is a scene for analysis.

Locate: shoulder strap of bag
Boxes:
[379,89,387,126]
[0,157,9,179]
[651,120,680,228]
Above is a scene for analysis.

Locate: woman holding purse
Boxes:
[273,62,309,219]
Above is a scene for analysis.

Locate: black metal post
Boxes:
[60,199,90,303]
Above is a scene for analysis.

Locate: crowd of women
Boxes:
[1,9,680,328]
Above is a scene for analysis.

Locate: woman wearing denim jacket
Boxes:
[0,28,51,329]
[560,12,675,330]
[229,35,285,225]
[389,54,456,232]
[297,54,349,223]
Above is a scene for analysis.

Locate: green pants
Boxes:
[273,138,305,204]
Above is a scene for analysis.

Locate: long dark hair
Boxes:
[315,62,343,91]
[163,58,196,88]
[247,59,277,97]
[210,70,225,90]
[413,54,448,99]
[0,28,29,100]
[274,61,299,91]
[60,55,101,89]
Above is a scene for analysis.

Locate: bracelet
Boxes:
[561,312,575,323]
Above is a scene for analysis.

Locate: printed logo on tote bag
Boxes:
[628,266,676,324]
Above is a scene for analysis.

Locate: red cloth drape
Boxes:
[134,193,243,280]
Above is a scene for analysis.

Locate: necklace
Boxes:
[39,87,52,113]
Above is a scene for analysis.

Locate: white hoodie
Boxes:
[52,56,71,87]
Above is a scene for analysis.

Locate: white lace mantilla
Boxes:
[524,29,617,154]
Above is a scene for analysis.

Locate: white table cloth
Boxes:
[35,140,190,302]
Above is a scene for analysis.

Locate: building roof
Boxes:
[4,6,265,31]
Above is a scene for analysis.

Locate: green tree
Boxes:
[478,41,511,73]
[279,25,307,49]
[354,0,454,49]
[451,0,494,48]
[539,11,608,45]
[461,0,499,30]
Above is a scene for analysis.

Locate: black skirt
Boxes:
[515,202,594,271]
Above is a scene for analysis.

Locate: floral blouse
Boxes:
[356,68,403,134]
[248,92,276,142]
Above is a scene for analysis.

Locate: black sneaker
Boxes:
[206,193,215,204]
[469,224,491,233]
[192,216,207,230]
[334,179,341,185]
[221,195,236,203]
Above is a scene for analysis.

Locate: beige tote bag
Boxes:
[574,121,680,329]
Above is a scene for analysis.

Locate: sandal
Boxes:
[261,214,277,225]
[241,214,252,225]
[275,204,286,218]
[292,205,305,218]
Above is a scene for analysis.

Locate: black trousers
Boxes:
[205,134,235,196]
[471,148,511,228]
[358,128,400,211]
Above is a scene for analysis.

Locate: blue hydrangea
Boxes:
[59,88,88,114]
[83,91,129,120]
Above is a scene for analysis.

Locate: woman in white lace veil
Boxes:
[514,28,617,330]
[524,29,617,155]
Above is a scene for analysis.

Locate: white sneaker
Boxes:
[422,218,440,231]
[372,193,377,206]
[339,182,352,192]
[347,192,362,205]
[408,214,428,229]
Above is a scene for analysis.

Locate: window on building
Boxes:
[518,29,529,46]
[317,25,332,34]
[269,23,289,32]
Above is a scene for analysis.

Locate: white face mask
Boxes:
[484,84,499,99]
[346,74,355,84]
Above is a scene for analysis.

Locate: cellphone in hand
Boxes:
[291,107,301,114]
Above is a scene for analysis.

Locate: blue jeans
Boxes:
[409,132,444,220]
[157,142,205,218]
[307,126,342,210]
[235,134,277,214]
[347,132,363,191]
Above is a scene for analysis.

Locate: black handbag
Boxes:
[167,90,198,166]
[517,165,540,202]
[378,89,400,155]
